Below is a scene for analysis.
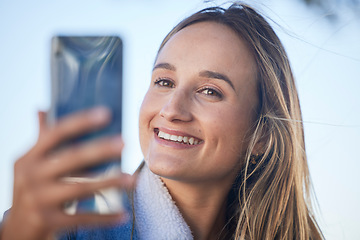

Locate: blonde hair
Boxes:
[156,3,323,240]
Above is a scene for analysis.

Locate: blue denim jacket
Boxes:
[57,194,138,240]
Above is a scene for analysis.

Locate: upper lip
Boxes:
[154,127,203,142]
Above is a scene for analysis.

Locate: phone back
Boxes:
[49,36,122,141]
[49,36,124,214]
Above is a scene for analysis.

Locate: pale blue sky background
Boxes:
[0,0,359,239]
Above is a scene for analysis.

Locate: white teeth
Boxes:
[164,133,171,140]
[157,130,200,145]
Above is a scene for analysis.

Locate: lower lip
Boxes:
[154,132,202,149]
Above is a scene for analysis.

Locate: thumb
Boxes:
[37,111,47,139]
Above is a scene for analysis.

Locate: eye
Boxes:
[154,78,175,88]
[199,87,223,99]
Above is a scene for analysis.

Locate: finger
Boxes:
[54,211,129,230]
[39,135,124,180]
[14,111,51,165]
[38,111,48,139]
[34,107,111,157]
[39,174,136,206]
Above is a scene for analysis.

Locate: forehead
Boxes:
[156,21,257,90]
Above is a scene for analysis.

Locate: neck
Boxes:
[161,177,233,240]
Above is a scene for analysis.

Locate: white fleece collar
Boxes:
[134,163,193,240]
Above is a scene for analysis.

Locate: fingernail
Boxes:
[89,107,111,123]
[111,136,124,150]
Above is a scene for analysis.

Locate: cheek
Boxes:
[209,106,253,156]
[139,93,155,155]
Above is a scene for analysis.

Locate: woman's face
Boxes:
[139,21,258,185]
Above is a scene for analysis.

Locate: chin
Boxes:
[145,154,191,181]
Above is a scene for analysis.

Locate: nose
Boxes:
[159,90,193,122]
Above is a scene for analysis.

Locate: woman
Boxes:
[0,3,323,240]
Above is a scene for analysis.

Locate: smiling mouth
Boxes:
[154,128,203,145]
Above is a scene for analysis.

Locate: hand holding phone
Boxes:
[0,36,131,240]
[1,109,136,240]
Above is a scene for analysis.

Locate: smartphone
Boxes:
[48,36,124,214]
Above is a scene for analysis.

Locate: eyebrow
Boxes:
[153,62,235,90]
[153,63,176,72]
[199,70,235,90]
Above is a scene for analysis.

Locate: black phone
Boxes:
[48,36,124,214]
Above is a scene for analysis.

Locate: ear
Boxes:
[250,130,268,156]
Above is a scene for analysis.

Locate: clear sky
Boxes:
[0,0,359,239]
